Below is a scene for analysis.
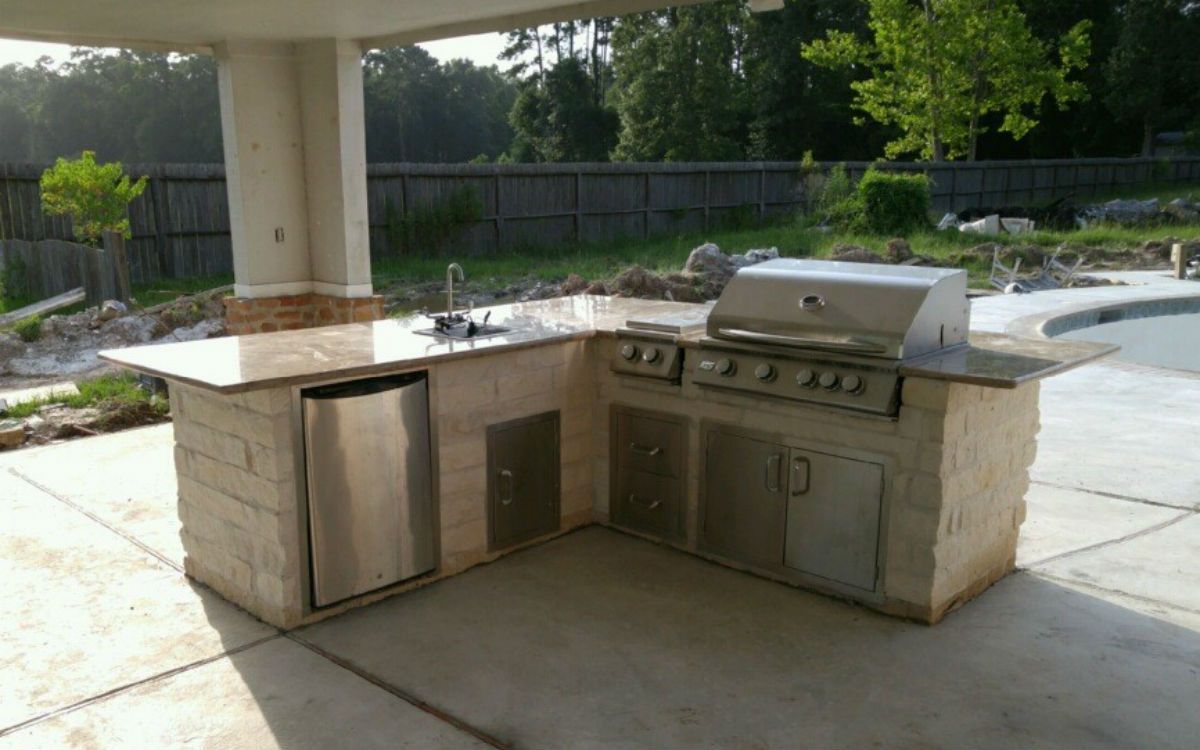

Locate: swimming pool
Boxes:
[1051,297,1200,372]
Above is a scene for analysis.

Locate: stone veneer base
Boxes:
[223,293,385,335]
[168,337,1040,629]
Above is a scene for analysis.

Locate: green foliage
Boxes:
[0,255,29,301]
[12,315,42,342]
[507,57,619,162]
[611,1,752,161]
[39,151,147,244]
[1103,0,1200,156]
[812,163,856,220]
[388,186,485,256]
[803,0,1091,161]
[1,373,168,421]
[855,170,931,234]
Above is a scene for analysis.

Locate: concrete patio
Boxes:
[3,280,1200,749]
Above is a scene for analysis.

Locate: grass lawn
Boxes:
[132,274,234,308]
[373,199,1200,291]
[1,372,168,422]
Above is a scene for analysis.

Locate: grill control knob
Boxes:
[795,369,817,388]
[818,372,840,390]
[716,358,736,377]
[842,375,865,395]
[642,347,662,364]
[620,343,639,361]
[754,364,776,382]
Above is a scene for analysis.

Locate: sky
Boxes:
[0,32,509,68]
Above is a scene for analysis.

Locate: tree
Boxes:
[804,0,1091,161]
[1103,0,1200,156]
[363,46,516,162]
[611,2,752,161]
[501,19,619,162]
[40,151,148,244]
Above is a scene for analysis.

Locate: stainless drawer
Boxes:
[617,470,680,538]
[617,413,683,478]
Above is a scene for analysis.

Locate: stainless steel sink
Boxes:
[414,324,514,341]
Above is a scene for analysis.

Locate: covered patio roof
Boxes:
[0,0,719,52]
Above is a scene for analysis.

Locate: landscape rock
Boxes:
[1162,199,1199,223]
[585,281,609,295]
[885,238,913,263]
[732,247,780,269]
[560,273,589,295]
[0,332,26,370]
[167,318,225,343]
[0,418,25,449]
[609,266,671,298]
[829,244,883,264]
[683,243,735,278]
[97,299,128,322]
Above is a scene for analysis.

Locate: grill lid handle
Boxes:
[716,328,888,354]
[799,294,826,311]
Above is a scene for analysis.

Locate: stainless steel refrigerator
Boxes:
[301,372,435,607]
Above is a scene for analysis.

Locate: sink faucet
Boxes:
[446,263,464,319]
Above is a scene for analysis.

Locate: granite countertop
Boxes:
[100,296,1115,394]
[99,297,698,394]
[899,333,1117,388]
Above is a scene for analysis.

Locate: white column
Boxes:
[215,39,373,300]
[298,39,373,298]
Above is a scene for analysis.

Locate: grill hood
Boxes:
[707,259,969,360]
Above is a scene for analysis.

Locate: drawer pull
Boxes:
[629,442,663,457]
[629,493,663,510]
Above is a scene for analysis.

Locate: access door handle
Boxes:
[765,453,783,493]
[791,457,810,496]
[498,469,515,505]
[629,493,662,510]
[629,442,663,457]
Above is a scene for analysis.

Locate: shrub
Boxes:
[40,151,148,245]
[391,185,485,255]
[12,315,42,342]
[855,169,931,234]
[812,163,860,227]
[0,255,29,300]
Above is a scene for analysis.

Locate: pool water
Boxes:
[1057,312,1200,372]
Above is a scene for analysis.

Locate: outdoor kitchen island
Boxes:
[101,268,1113,629]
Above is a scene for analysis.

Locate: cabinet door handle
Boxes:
[498,469,515,505]
[791,457,811,496]
[765,453,782,492]
[629,493,662,510]
[629,442,663,457]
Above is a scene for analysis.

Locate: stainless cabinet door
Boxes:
[303,375,435,608]
[488,411,561,551]
[701,430,787,570]
[785,449,883,591]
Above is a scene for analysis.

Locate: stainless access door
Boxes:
[701,430,787,570]
[784,449,883,591]
[302,372,434,608]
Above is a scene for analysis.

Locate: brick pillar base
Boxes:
[224,293,385,335]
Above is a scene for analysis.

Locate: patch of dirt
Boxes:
[0,288,228,385]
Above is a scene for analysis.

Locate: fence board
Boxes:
[0,157,1196,277]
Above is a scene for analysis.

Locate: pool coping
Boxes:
[1005,290,1200,340]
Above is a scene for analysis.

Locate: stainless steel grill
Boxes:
[692,259,969,417]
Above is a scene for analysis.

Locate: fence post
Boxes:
[758,166,766,226]
[574,171,582,243]
[642,172,650,240]
[493,172,503,252]
[151,174,172,279]
[703,170,711,232]
[102,231,132,304]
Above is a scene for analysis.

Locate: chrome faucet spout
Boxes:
[446,263,465,318]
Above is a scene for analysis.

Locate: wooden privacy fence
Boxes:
[2,156,1198,280]
[0,235,133,306]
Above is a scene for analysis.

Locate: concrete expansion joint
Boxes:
[283,632,513,749]
[6,467,184,575]
[0,633,283,740]
[1019,508,1197,570]
[1024,568,1200,619]
[1030,479,1197,512]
